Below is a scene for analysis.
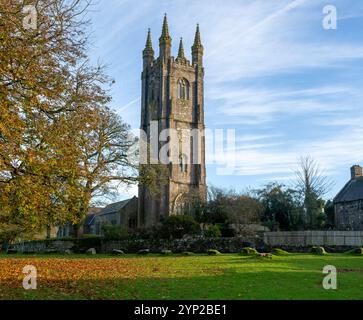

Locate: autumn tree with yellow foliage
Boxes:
[0,0,165,243]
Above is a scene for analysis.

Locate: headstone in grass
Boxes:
[64,249,73,255]
[207,249,221,255]
[258,253,273,259]
[160,250,172,255]
[112,249,125,255]
[86,248,97,255]
[182,251,195,256]
[311,246,327,255]
[138,249,150,255]
[272,248,289,256]
[241,247,259,256]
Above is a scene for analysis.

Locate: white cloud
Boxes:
[208,85,356,127]
[211,126,363,179]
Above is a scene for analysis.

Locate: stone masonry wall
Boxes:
[335,201,363,231]
[10,237,257,254]
[10,231,363,254]
[101,237,257,254]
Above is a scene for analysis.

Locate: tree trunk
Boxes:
[73,224,80,239]
[46,225,51,239]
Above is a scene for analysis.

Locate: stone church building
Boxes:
[334,165,363,230]
[138,15,207,227]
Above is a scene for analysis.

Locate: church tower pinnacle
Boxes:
[178,38,185,59]
[192,24,203,65]
[143,28,154,68]
[176,37,188,64]
[159,14,172,60]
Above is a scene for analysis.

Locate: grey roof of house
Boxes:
[334,177,363,203]
[99,197,136,216]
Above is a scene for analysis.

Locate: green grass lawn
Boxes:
[1,253,363,300]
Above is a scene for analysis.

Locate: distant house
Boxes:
[57,196,138,238]
[93,196,138,235]
[334,165,363,230]
[57,207,102,238]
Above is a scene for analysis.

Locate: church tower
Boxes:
[138,15,207,227]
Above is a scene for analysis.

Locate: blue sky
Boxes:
[87,0,363,200]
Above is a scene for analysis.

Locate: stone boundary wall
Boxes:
[264,231,363,247]
[11,239,83,253]
[11,232,362,254]
[101,237,257,254]
[10,237,257,254]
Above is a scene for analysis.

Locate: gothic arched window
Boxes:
[176,203,184,215]
[179,154,188,173]
[178,78,190,100]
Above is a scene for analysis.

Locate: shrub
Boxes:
[56,236,74,241]
[207,249,221,255]
[101,224,128,240]
[204,225,222,238]
[160,215,200,239]
[272,248,289,256]
[311,246,327,255]
[81,234,102,239]
[218,223,237,237]
[129,227,160,240]
[241,247,259,256]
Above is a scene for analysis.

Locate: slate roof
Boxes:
[334,177,363,203]
[98,197,137,216]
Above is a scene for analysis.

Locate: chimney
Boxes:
[351,165,362,180]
